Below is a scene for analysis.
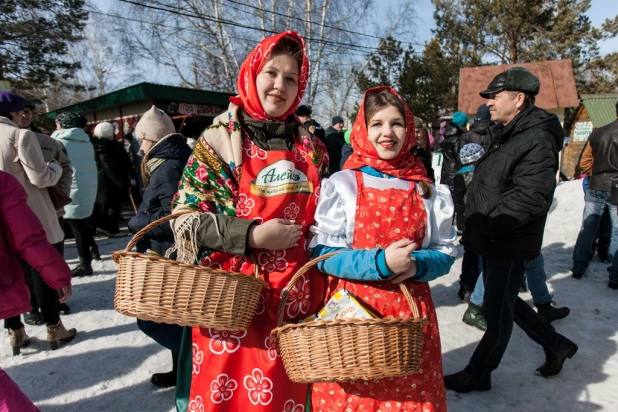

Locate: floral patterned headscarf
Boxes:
[343,86,430,182]
[230,31,309,121]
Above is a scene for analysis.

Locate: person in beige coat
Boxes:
[12,98,76,324]
[0,91,76,343]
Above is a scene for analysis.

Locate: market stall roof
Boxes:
[44,82,233,118]
[580,94,618,128]
[458,59,580,114]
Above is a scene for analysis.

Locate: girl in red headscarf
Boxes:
[171,32,328,412]
[309,87,457,411]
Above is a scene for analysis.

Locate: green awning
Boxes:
[581,94,618,128]
[44,82,233,118]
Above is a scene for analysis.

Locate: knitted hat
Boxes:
[135,105,175,142]
[296,105,312,117]
[56,112,86,129]
[459,143,485,165]
[344,129,351,145]
[476,104,491,120]
[452,112,469,128]
[0,91,26,113]
[93,122,115,139]
[480,67,541,98]
[332,115,344,126]
[414,117,423,129]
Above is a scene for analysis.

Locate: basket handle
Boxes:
[122,210,261,279]
[277,252,422,327]
[123,210,195,253]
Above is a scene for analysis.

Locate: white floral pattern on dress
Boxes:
[208,329,247,354]
[244,368,274,406]
[286,274,310,318]
[244,137,267,159]
[237,193,255,217]
[258,249,288,272]
[210,374,237,404]
[284,202,300,220]
[264,336,279,361]
[283,399,305,412]
[192,343,204,375]
[188,395,205,412]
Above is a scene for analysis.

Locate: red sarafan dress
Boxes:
[187,133,325,411]
[310,86,452,411]
[311,171,446,412]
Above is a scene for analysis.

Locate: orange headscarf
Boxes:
[230,31,309,121]
[343,86,430,182]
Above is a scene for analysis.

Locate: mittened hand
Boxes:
[248,219,302,250]
[384,239,419,275]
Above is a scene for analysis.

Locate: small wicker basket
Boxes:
[271,253,428,383]
[112,213,267,331]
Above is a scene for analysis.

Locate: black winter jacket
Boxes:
[92,138,132,205]
[439,124,465,187]
[587,119,618,193]
[453,165,475,232]
[128,134,191,255]
[411,145,435,182]
[325,126,345,175]
[459,119,494,152]
[463,106,564,260]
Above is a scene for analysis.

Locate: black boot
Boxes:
[444,370,491,393]
[23,310,42,326]
[536,338,578,377]
[151,351,179,388]
[535,302,570,323]
[58,302,72,315]
[71,258,93,277]
[90,245,101,261]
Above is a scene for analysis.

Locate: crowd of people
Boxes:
[2,29,617,411]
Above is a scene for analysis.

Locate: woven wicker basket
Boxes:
[271,253,428,383]
[112,213,267,331]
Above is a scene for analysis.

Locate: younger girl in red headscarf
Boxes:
[309,87,457,412]
[171,32,328,412]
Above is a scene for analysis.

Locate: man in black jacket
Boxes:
[444,67,577,393]
[325,115,346,175]
[572,102,618,286]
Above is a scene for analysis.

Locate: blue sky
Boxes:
[410,0,618,55]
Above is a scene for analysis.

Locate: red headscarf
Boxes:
[343,86,431,182]
[230,31,309,121]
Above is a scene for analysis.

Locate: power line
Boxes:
[221,0,423,48]
[116,0,400,54]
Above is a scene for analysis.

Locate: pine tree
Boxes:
[0,1,88,89]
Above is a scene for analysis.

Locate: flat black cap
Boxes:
[480,67,540,98]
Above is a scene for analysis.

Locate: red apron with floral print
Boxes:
[312,171,446,412]
[187,133,325,412]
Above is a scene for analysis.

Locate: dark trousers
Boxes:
[465,257,564,386]
[137,319,183,353]
[66,217,95,263]
[4,316,23,331]
[92,201,122,234]
[5,248,62,329]
[31,222,64,312]
[460,248,481,291]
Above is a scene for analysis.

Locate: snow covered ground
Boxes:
[2,179,617,411]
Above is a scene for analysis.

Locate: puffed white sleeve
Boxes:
[309,177,349,249]
[422,183,458,257]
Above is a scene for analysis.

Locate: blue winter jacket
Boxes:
[128,134,191,255]
[52,128,98,219]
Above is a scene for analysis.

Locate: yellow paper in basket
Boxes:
[297,314,318,324]
[317,289,375,321]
